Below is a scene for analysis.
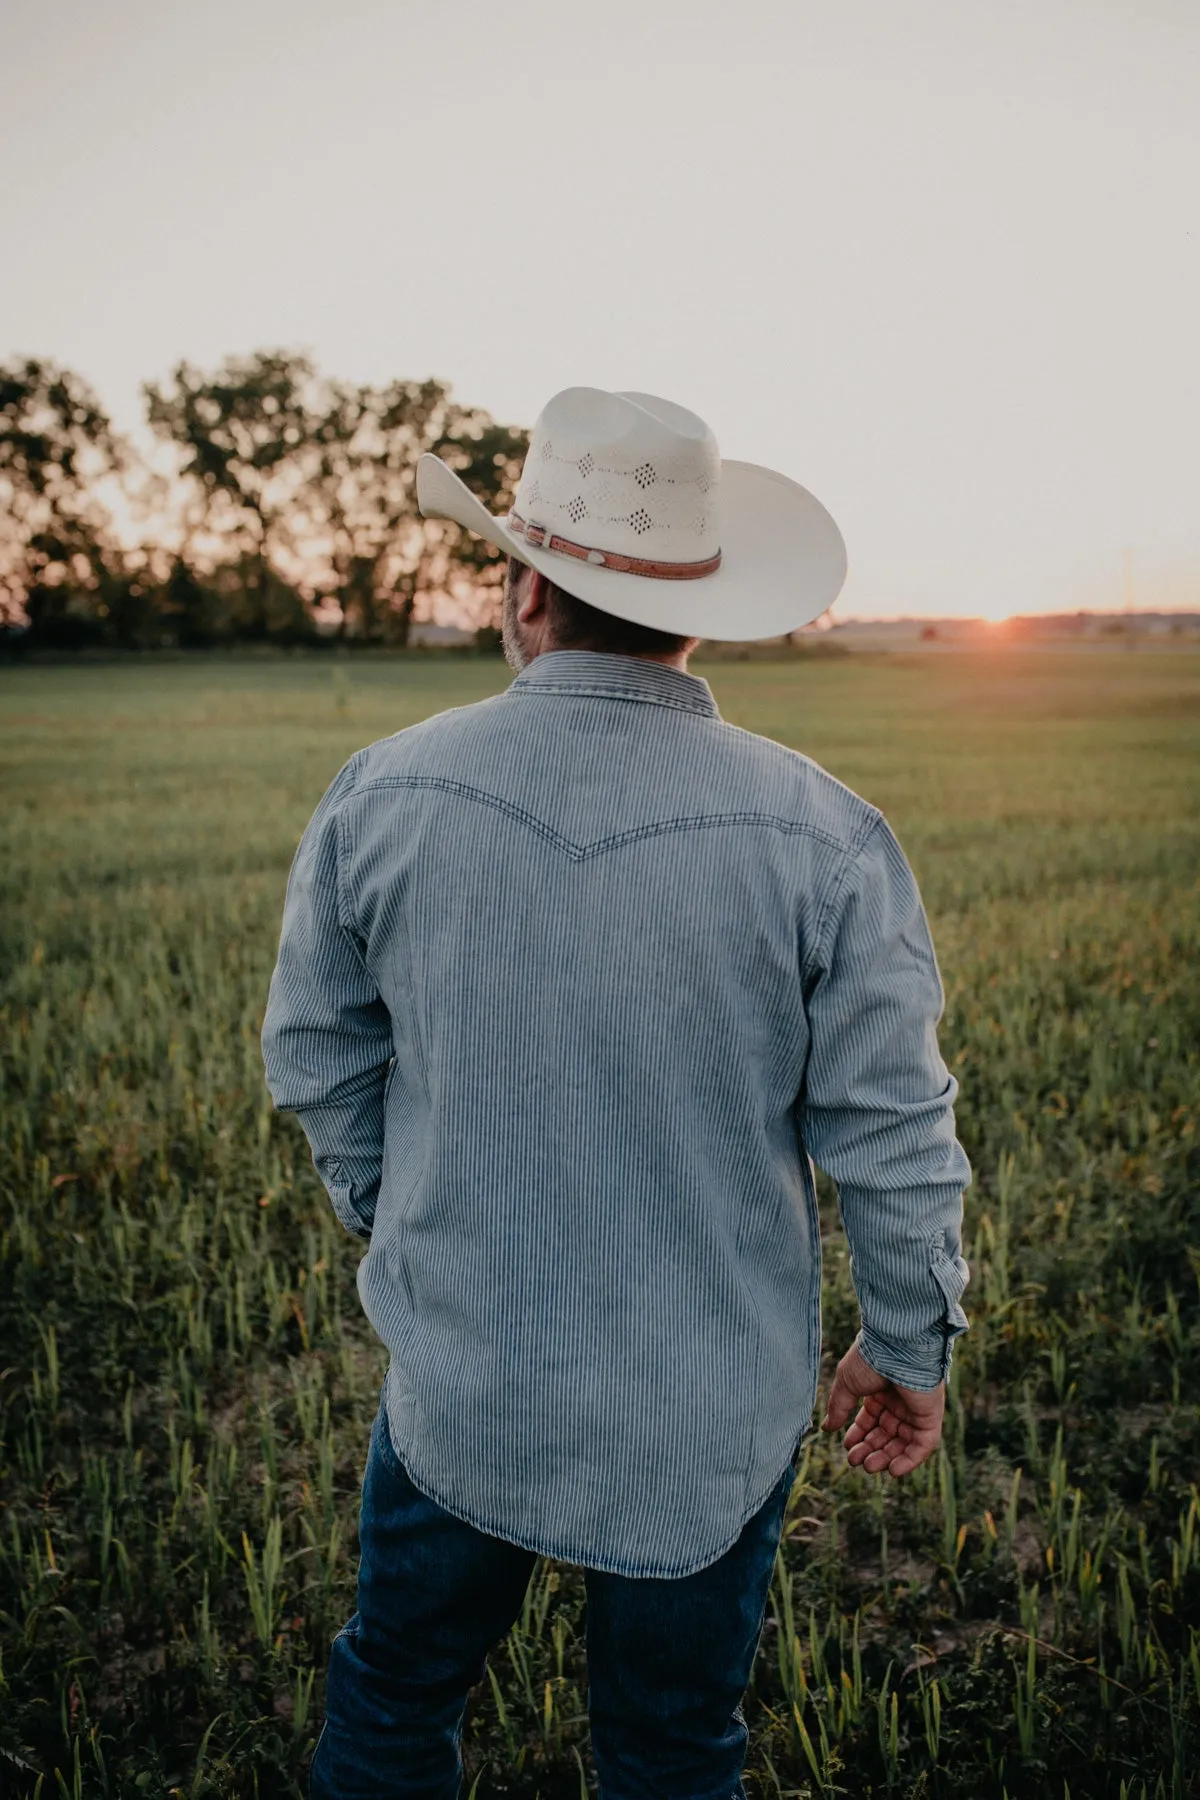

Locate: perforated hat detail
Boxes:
[414,384,849,641]
[509,389,721,566]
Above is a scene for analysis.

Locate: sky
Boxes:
[2,0,1197,621]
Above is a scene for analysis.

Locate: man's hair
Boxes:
[505,556,693,659]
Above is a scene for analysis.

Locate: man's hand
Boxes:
[819,1340,944,1477]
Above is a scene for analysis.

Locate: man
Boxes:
[261,386,971,1800]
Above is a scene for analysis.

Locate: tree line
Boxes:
[0,352,530,650]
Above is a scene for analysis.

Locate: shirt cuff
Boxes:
[296,1123,381,1240]
[854,1321,961,1392]
[324,1174,374,1240]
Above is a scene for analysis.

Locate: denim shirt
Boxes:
[261,649,971,1578]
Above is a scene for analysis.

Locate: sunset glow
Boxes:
[2,0,1197,623]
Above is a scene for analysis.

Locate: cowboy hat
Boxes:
[415,386,847,641]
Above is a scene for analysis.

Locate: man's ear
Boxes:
[518,565,549,624]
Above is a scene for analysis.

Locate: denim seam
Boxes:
[353,775,568,852]
[804,807,885,987]
[389,926,430,1099]
[331,752,373,964]
[348,774,851,860]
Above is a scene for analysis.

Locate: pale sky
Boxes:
[3,0,1197,620]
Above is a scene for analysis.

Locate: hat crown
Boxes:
[511,386,721,564]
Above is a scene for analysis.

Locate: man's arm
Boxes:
[261,755,393,1240]
[800,812,972,1409]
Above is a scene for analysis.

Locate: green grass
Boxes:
[1,647,1198,1799]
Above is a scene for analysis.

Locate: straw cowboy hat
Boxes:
[415,386,847,641]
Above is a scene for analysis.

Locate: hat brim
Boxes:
[416,453,847,641]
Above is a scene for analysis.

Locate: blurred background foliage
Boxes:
[0,353,530,651]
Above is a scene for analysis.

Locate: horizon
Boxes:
[3,0,1198,624]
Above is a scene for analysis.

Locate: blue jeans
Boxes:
[310,1390,798,1800]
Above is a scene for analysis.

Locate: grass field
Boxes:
[1,647,1198,1799]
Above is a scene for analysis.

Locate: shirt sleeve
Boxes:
[799,813,972,1390]
[260,754,393,1240]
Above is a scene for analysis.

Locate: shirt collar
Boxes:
[508,650,721,720]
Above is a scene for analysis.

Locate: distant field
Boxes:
[1,648,1198,1798]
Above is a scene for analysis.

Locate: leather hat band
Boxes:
[507,511,722,581]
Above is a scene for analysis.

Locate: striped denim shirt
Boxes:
[261,649,971,1578]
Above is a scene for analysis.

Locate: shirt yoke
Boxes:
[344,692,882,862]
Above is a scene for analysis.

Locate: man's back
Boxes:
[262,649,970,1578]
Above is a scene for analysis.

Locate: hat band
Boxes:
[507,511,722,581]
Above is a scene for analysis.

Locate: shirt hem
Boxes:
[382,1380,808,1580]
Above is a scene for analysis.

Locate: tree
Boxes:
[159,558,223,648]
[0,350,530,648]
[0,358,126,639]
[143,351,322,639]
[303,378,528,643]
[428,413,530,636]
[144,352,529,645]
